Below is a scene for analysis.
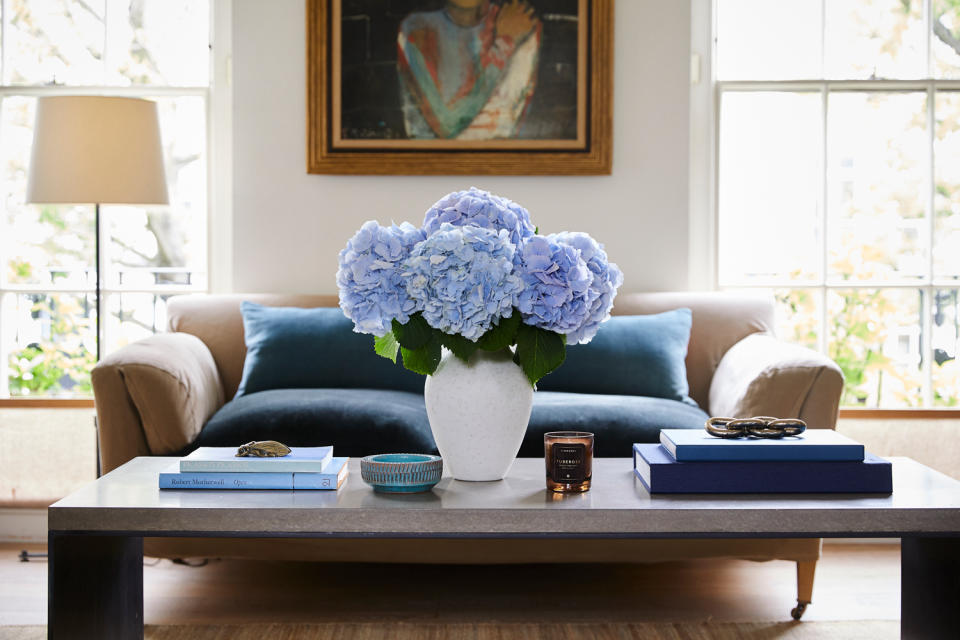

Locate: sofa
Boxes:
[92,291,844,618]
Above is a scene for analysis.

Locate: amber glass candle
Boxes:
[544,431,594,492]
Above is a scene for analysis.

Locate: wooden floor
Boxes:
[0,543,899,629]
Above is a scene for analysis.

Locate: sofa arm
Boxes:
[92,333,225,473]
[708,334,844,429]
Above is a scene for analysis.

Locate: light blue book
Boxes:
[179,445,333,473]
[294,457,349,490]
[160,464,292,489]
[659,429,864,462]
[160,457,349,490]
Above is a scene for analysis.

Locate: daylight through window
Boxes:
[0,0,210,397]
[717,0,960,408]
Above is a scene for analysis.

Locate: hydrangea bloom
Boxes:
[550,232,624,344]
[516,235,598,336]
[337,220,425,336]
[422,187,536,248]
[404,223,523,341]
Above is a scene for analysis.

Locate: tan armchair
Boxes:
[92,291,843,620]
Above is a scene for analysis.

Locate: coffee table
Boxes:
[49,456,960,639]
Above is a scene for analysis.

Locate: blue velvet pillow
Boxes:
[235,302,424,397]
[536,309,696,405]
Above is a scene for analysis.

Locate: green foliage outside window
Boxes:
[774,288,818,351]
[777,287,959,408]
[7,296,95,396]
[827,289,898,407]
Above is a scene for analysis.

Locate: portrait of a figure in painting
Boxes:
[333,0,585,149]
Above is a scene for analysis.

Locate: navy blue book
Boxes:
[659,428,864,462]
[633,444,892,494]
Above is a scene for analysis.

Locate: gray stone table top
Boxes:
[49,457,960,538]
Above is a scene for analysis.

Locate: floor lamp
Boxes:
[18,98,168,562]
[26,96,169,362]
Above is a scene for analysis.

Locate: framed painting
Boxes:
[307,0,613,175]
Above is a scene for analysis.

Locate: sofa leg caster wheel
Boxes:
[791,601,809,620]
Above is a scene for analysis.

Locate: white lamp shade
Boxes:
[26,96,169,205]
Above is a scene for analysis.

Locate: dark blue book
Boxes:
[633,444,892,494]
[659,428,864,462]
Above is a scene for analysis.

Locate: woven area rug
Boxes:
[0,621,898,639]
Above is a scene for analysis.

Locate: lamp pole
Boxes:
[95,203,101,362]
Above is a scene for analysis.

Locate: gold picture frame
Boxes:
[307,0,613,175]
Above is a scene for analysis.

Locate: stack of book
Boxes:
[159,445,348,490]
[633,429,892,494]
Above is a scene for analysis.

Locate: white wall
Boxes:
[232,0,692,294]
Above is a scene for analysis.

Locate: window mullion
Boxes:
[97,205,105,365]
[925,0,933,79]
[0,88,5,396]
[922,287,934,406]
[0,86,209,97]
[0,293,8,397]
[717,79,960,91]
[819,0,826,79]
[713,86,722,288]
[819,83,829,356]
[0,96,5,288]
[923,80,936,406]
[1,0,7,85]
[101,0,109,86]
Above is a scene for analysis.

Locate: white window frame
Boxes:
[0,0,232,399]
[691,0,960,409]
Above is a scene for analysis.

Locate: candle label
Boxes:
[551,443,586,483]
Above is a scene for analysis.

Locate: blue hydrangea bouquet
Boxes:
[337,188,623,386]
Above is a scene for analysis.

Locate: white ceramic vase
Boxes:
[424,348,534,481]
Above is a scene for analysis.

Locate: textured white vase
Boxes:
[424,349,534,481]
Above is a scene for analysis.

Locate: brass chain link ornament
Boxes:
[705,416,807,439]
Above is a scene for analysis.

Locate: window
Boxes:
[0,0,211,397]
[715,0,960,408]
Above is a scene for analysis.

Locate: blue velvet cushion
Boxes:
[536,309,696,405]
[522,391,708,457]
[198,388,437,457]
[235,302,424,397]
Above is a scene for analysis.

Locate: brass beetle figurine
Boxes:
[236,441,292,457]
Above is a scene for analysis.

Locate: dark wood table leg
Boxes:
[901,537,960,639]
[48,531,143,640]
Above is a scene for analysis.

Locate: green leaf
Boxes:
[440,331,479,362]
[392,313,433,350]
[401,335,442,375]
[514,324,566,386]
[477,312,521,351]
[373,331,399,363]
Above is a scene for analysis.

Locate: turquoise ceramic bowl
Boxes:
[360,454,443,493]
